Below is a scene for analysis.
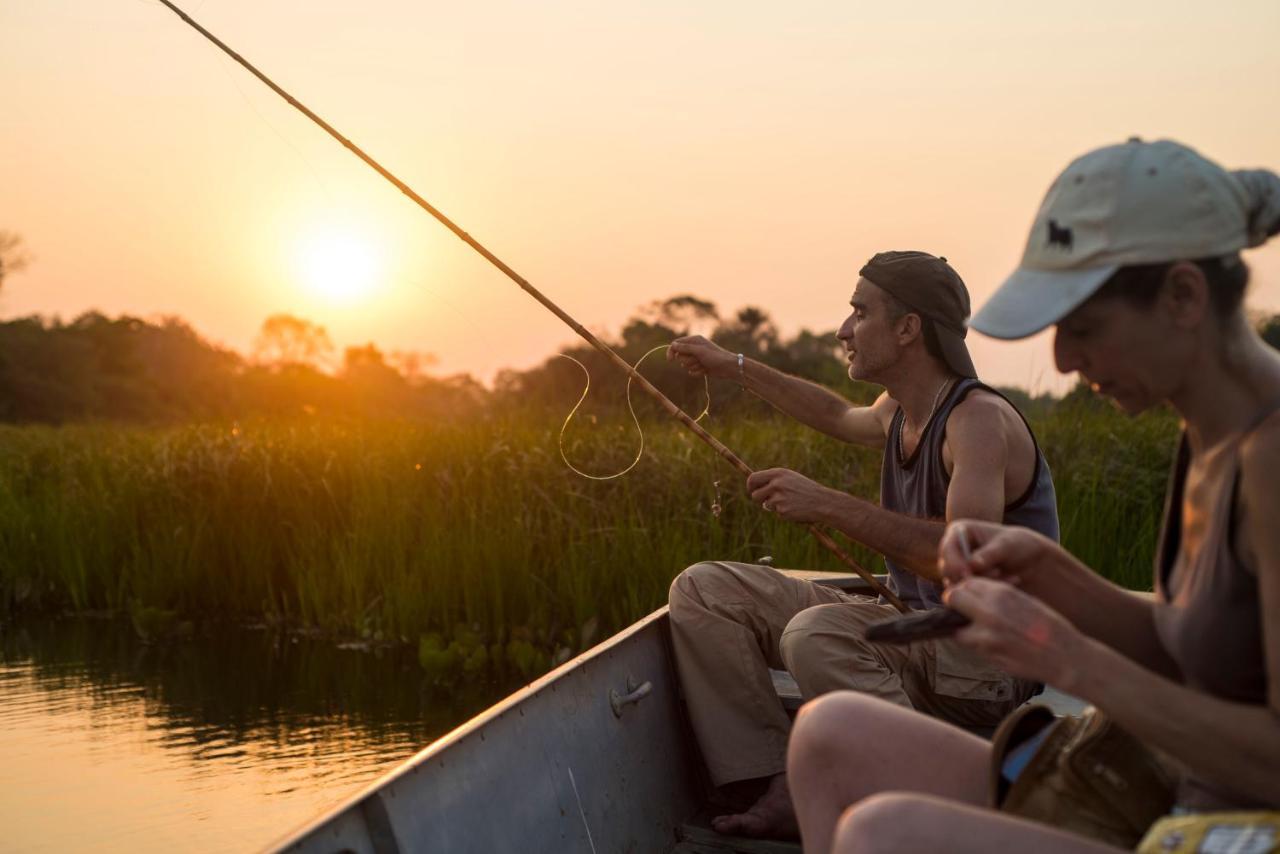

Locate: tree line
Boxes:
[2,231,1278,424]
[0,295,872,424]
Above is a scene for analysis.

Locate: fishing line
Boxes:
[144,0,904,610]
[557,344,709,481]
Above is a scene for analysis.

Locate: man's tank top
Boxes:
[1153,408,1279,810]
[880,378,1060,610]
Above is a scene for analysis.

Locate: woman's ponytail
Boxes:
[1234,169,1280,248]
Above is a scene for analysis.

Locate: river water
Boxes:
[0,616,513,852]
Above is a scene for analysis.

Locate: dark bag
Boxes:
[989,704,1178,849]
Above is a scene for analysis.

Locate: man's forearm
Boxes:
[742,358,856,440]
[816,490,946,580]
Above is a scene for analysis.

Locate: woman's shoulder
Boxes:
[1237,409,1280,578]
[1240,407,1280,470]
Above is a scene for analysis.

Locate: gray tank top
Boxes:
[880,378,1060,610]
[1153,411,1277,810]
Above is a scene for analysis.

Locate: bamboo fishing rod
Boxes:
[152,0,906,612]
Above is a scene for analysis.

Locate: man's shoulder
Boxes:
[943,385,1040,458]
[946,385,1020,431]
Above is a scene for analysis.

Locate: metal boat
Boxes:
[270,571,1084,854]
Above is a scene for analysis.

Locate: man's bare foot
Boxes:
[710,772,798,839]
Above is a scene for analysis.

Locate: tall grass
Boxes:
[0,403,1179,652]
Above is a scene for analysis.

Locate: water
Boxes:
[0,616,514,852]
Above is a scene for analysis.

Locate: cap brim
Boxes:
[970,265,1118,340]
[935,326,978,378]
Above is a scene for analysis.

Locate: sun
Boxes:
[291,223,386,306]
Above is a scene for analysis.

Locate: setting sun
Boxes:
[291,224,386,306]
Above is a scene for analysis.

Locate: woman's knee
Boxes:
[833,793,920,853]
[789,691,877,766]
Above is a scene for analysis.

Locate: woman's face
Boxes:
[1052,285,1193,414]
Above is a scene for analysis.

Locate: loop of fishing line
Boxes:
[148,0,890,603]
[557,345,710,481]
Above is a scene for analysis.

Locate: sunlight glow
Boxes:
[291,224,386,306]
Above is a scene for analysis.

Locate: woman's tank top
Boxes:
[1153,407,1279,810]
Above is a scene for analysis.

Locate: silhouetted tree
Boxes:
[0,231,31,292]
[253,314,334,369]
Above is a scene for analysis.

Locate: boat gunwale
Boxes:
[267,604,674,852]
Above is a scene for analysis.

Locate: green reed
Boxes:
[0,403,1179,660]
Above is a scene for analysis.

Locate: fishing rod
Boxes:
[151,0,906,612]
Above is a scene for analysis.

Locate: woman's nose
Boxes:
[1053,328,1082,374]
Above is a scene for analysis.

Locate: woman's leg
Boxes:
[787,691,991,854]
[833,792,1126,854]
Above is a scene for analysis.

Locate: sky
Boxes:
[2,0,1278,395]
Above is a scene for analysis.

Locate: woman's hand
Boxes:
[937,520,1061,587]
[667,335,736,380]
[944,577,1094,688]
[746,468,840,524]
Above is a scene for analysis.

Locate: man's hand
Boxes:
[746,468,841,524]
[667,335,736,380]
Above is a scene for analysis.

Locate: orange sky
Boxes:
[3,0,1278,394]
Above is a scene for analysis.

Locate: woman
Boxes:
[786,138,1280,853]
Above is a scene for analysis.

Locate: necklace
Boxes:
[896,377,955,465]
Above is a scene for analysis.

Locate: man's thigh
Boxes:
[781,601,1030,725]
[670,561,857,662]
[779,597,918,695]
[907,637,1033,727]
[673,561,855,618]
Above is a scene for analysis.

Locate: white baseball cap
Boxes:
[971,138,1280,340]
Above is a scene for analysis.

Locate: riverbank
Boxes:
[0,402,1178,672]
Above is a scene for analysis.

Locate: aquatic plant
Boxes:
[0,404,1178,661]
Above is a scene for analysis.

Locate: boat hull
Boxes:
[272,607,701,854]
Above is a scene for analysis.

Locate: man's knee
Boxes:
[668,561,732,620]
[669,560,778,614]
[779,604,867,672]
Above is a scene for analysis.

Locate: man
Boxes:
[665,250,1059,839]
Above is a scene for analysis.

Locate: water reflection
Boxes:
[0,617,517,852]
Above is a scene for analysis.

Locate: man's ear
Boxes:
[896,312,923,346]
[1161,262,1210,330]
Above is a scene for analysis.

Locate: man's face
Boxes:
[837,279,903,382]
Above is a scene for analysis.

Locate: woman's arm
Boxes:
[946,578,1280,803]
[1067,637,1280,804]
[939,523,1178,675]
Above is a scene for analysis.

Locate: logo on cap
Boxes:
[1047,219,1073,251]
